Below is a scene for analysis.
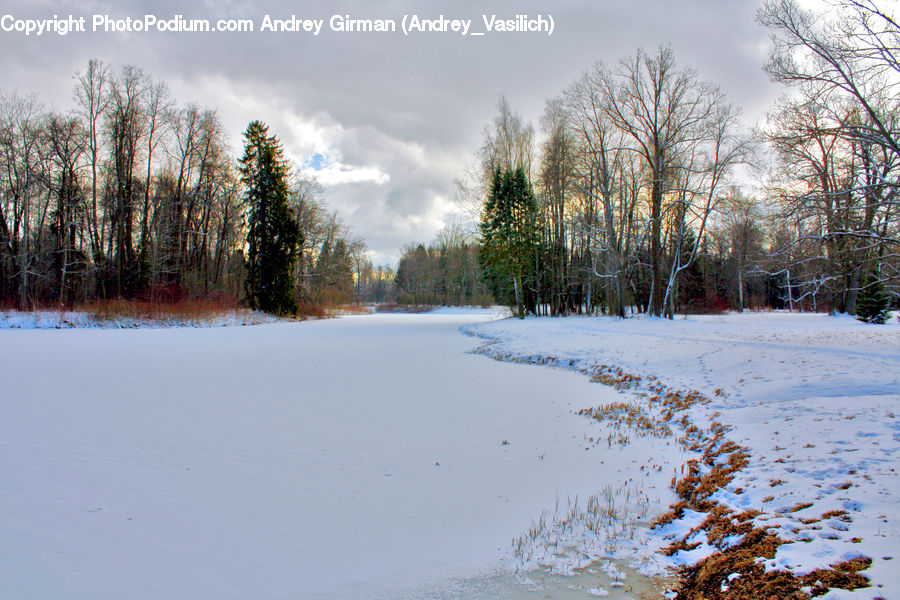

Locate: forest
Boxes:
[0,60,384,312]
[396,0,899,321]
[0,0,897,321]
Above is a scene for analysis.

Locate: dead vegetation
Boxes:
[84,296,244,322]
[677,539,871,599]
[653,427,871,599]
[471,341,875,598]
[6,296,349,325]
[565,360,871,598]
[590,365,643,389]
[578,401,671,440]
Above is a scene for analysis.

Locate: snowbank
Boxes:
[467,311,899,599]
[0,309,280,329]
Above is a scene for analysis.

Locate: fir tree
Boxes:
[478,167,539,319]
[855,269,890,324]
[240,121,302,316]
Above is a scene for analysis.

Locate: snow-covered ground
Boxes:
[4,309,895,598]
[468,311,900,599]
[0,310,679,599]
[0,308,278,329]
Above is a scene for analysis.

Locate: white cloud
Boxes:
[303,162,390,186]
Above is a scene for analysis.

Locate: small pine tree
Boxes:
[855,269,890,324]
[240,121,302,316]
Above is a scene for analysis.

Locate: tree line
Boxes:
[399,0,897,321]
[4,0,895,321]
[393,223,493,306]
[0,60,373,311]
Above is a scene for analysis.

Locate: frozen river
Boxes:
[0,310,672,599]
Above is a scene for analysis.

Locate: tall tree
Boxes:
[73,59,111,294]
[240,121,301,315]
[597,46,729,317]
[480,95,534,181]
[0,92,45,308]
[45,114,86,304]
[106,65,147,296]
[539,99,576,316]
[478,167,540,318]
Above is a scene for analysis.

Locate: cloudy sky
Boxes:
[0,0,787,265]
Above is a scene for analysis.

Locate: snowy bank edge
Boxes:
[460,319,879,600]
[0,309,283,329]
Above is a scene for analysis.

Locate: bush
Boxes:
[856,271,890,324]
[84,296,240,322]
[296,302,327,320]
[682,294,730,315]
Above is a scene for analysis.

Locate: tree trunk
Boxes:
[513,273,524,319]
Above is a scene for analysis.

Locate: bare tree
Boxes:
[73,59,111,289]
[106,65,148,296]
[721,189,765,310]
[539,98,577,315]
[137,79,173,266]
[563,68,641,317]
[660,100,749,318]
[759,0,900,158]
[479,95,534,181]
[0,92,46,307]
[759,0,900,308]
[595,47,728,316]
[44,114,87,304]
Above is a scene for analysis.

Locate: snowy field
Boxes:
[468,311,900,599]
[0,310,680,599]
[3,309,896,599]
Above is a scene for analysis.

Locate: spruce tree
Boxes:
[855,269,890,324]
[240,121,302,316]
[477,167,539,318]
[477,169,511,305]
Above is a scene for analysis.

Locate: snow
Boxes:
[0,309,278,329]
[0,310,675,599]
[4,308,896,598]
[468,311,899,598]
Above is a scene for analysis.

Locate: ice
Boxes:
[0,311,673,599]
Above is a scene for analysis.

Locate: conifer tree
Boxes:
[478,167,539,318]
[240,121,302,316]
[855,269,890,324]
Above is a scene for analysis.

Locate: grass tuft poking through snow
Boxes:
[511,482,651,573]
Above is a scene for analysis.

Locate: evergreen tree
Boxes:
[240,121,302,316]
[478,167,539,319]
[855,269,890,324]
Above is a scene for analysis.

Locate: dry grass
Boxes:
[578,401,672,439]
[296,302,328,320]
[84,297,242,323]
[474,346,875,598]
[374,303,436,313]
[4,295,334,325]
[569,358,873,599]
[822,510,849,520]
[590,365,643,389]
[671,503,872,599]
[325,304,373,315]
